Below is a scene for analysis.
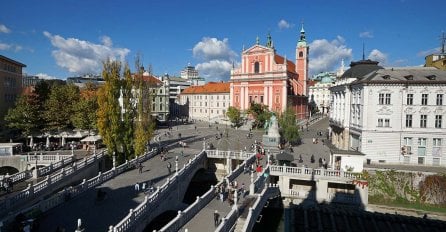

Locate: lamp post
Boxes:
[71,141,75,156]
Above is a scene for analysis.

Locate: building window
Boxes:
[406,94,413,105]
[223,102,225,107]
[403,137,413,155]
[379,93,384,105]
[249,96,253,103]
[384,119,390,127]
[378,93,390,105]
[405,114,412,127]
[299,51,303,57]
[421,94,428,105]
[378,119,383,127]
[437,94,443,105]
[217,102,219,107]
[254,62,260,73]
[152,104,155,111]
[435,115,442,128]
[260,95,264,104]
[417,138,427,157]
[433,138,442,157]
[275,95,280,104]
[420,115,427,128]
[235,95,239,103]
[160,104,163,111]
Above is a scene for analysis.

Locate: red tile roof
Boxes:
[182,82,230,94]
[274,55,297,74]
[133,74,162,85]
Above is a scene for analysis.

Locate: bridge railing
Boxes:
[241,184,280,232]
[0,154,75,184]
[157,152,256,232]
[1,149,159,224]
[215,207,239,232]
[110,150,207,232]
[205,150,255,160]
[0,150,107,216]
[269,165,362,180]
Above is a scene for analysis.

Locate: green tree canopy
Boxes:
[248,102,271,129]
[5,91,41,136]
[72,82,98,132]
[44,84,80,132]
[279,107,300,144]
[97,59,123,161]
[226,106,241,126]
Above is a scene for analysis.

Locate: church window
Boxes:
[260,96,264,104]
[299,51,304,57]
[254,62,260,73]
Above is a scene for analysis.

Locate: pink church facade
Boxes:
[230,28,309,119]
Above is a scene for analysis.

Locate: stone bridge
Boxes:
[0,153,74,173]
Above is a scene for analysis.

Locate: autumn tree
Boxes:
[72,82,98,133]
[5,88,42,137]
[97,59,122,161]
[133,60,155,156]
[120,63,136,160]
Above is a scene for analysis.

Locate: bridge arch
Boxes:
[0,166,19,176]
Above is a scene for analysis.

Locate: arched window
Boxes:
[299,51,304,57]
[254,62,260,73]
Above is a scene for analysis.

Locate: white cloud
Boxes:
[196,60,233,82]
[193,37,237,61]
[192,37,237,81]
[0,42,22,52]
[278,19,291,30]
[0,42,11,50]
[359,31,374,38]
[368,49,387,65]
[0,24,11,33]
[35,73,57,80]
[43,31,130,74]
[309,36,353,75]
[417,47,441,57]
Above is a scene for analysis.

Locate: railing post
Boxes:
[250,171,255,194]
[75,218,84,232]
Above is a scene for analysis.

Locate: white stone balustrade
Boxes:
[0,150,107,217]
[269,165,362,181]
[205,150,255,160]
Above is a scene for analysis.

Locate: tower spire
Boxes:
[256,36,260,45]
[299,21,306,42]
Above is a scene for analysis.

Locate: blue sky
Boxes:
[1,0,445,81]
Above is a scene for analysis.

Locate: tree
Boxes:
[226,106,241,126]
[133,60,155,156]
[120,63,136,160]
[4,89,41,137]
[72,82,98,133]
[247,102,271,129]
[97,59,123,161]
[44,84,80,132]
[279,107,300,144]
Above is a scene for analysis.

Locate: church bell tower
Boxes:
[296,23,309,96]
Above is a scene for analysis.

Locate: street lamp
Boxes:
[33,152,38,178]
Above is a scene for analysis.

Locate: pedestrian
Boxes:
[167,162,172,174]
[134,182,140,191]
[219,189,224,202]
[311,154,315,163]
[181,150,184,157]
[214,210,220,227]
[240,183,245,196]
[138,162,143,173]
[318,157,323,167]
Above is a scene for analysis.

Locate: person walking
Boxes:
[167,162,172,174]
[134,182,140,191]
[138,162,143,173]
[214,210,220,227]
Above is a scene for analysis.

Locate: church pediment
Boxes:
[243,45,273,55]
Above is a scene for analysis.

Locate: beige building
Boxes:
[0,55,26,122]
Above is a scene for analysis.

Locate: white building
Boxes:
[179,82,230,123]
[330,60,446,167]
[308,72,337,115]
[180,64,205,86]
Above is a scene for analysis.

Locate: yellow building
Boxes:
[0,55,26,122]
[425,53,446,70]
